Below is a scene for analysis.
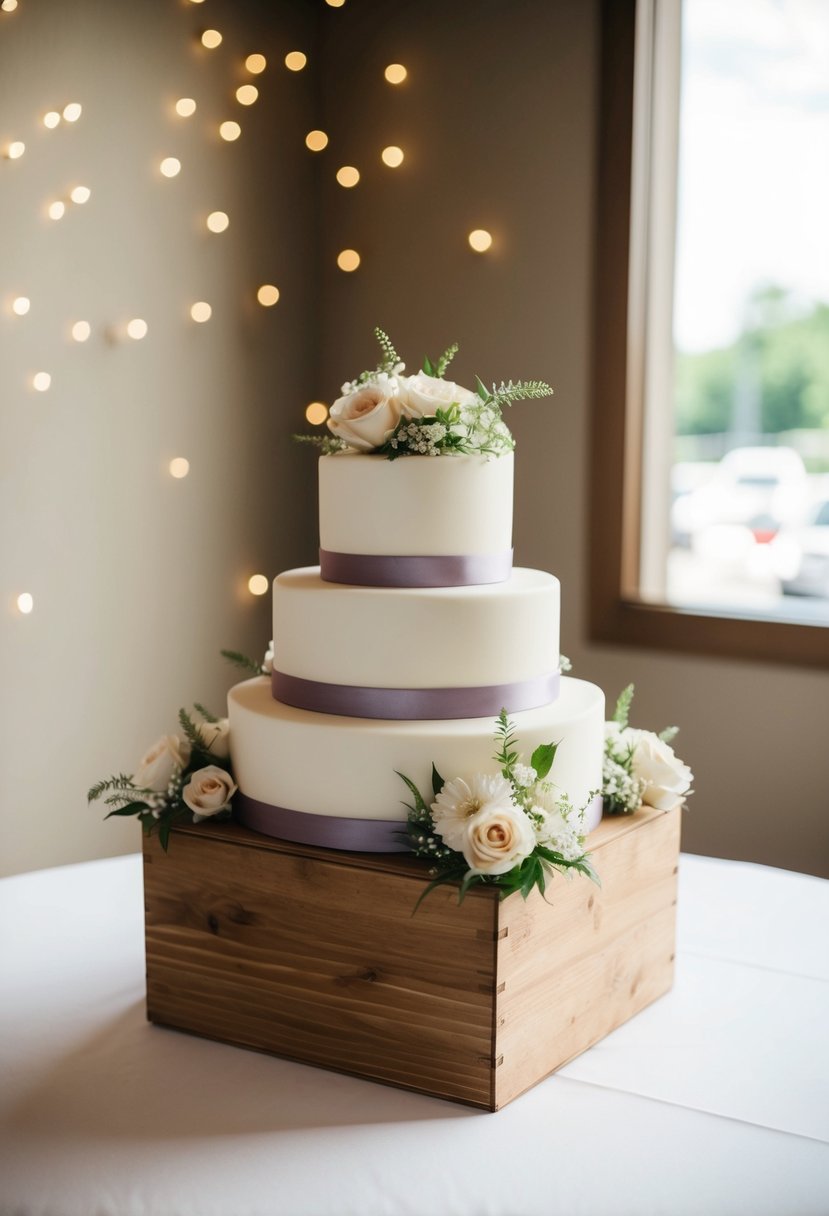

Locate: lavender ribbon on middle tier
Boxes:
[272,669,561,721]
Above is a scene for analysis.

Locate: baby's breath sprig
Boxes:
[292,433,348,455]
[374,326,401,373]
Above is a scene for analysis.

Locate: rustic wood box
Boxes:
[143,805,680,1111]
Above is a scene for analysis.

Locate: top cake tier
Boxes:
[318,451,513,587]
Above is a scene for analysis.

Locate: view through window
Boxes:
[648,0,829,625]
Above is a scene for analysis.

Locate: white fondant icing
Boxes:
[318,451,513,557]
[228,675,604,831]
[272,567,560,689]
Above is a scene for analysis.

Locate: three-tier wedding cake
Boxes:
[228,426,605,854]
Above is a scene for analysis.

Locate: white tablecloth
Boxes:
[1,851,827,1216]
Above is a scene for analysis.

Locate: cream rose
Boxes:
[196,717,230,759]
[398,372,478,419]
[461,804,537,876]
[632,732,693,811]
[181,765,237,818]
[327,383,405,451]
[133,734,191,792]
[431,773,515,852]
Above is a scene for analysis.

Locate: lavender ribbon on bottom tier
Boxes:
[235,793,410,852]
[272,669,561,721]
[319,548,514,587]
[235,791,604,853]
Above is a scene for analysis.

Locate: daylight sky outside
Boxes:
[674,0,829,354]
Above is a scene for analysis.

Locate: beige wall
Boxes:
[2,0,826,878]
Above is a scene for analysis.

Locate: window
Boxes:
[590,0,829,667]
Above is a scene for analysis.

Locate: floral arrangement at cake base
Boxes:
[296,327,553,459]
[88,704,237,851]
[602,686,693,815]
[400,711,599,908]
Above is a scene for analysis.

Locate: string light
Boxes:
[337,249,360,272]
[126,318,148,340]
[245,53,267,74]
[175,98,197,118]
[248,574,269,596]
[43,111,61,129]
[160,157,181,177]
[381,145,404,167]
[305,402,328,425]
[70,185,91,204]
[12,297,30,316]
[325,0,346,6]
[5,141,25,159]
[190,301,212,322]
[236,85,258,105]
[16,593,34,615]
[305,129,328,151]
[206,210,229,233]
[62,103,82,122]
[256,284,279,306]
[468,228,493,252]
[32,372,51,392]
[219,121,241,141]
[169,457,190,478]
[284,51,307,71]
[48,201,66,220]
[2,0,20,12]
[201,29,222,49]
[384,64,407,84]
[336,165,359,188]
[71,320,91,342]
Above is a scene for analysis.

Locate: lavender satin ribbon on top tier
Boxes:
[319,548,514,588]
[272,669,561,720]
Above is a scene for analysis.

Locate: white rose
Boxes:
[196,717,230,759]
[263,640,274,675]
[632,732,693,812]
[133,734,191,792]
[461,804,537,876]
[181,765,237,818]
[398,372,477,419]
[327,383,406,451]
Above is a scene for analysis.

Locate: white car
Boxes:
[671,446,808,549]
[771,490,829,598]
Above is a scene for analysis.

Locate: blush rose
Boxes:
[181,765,237,819]
[461,804,537,875]
[327,383,406,451]
[134,735,191,793]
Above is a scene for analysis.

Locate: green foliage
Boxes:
[194,702,219,723]
[292,433,348,455]
[220,649,264,677]
[493,708,519,778]
[88,773,137,802]
[530,742,558,781]
[374,327,400,373]
[659,725,679,744]
[675,290,829,442]
[486,379,554,410]
[435,342,459,377]
[613,684,635,729]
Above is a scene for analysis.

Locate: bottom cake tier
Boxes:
[227,675,605,850]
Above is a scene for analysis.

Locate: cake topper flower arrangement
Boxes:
[401,710,599,909]
[603,686,693,815]
[296,327,553,459]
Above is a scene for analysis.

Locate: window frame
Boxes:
[589,0,829,669]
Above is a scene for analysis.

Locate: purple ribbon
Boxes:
[235,792,410,852]
[235,791,604,854]
[272,669,561,720]
[319,548,514,587]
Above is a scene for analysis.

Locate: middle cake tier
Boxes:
[271,566,561,720]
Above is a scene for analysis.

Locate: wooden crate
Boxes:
[143,805,680,1111]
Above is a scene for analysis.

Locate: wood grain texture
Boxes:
[143,806,680,1110]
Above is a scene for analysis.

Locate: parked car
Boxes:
[770,482,829,597]
[671,446,808,549]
